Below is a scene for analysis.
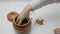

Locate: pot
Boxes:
[7,11,31,32]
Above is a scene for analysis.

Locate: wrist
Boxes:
[23,4,32,12]
[21,4,32,15]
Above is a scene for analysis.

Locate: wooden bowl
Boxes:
[13,15,31,32]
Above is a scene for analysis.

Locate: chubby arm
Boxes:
[29,0,47,11]
[16,0,57,25]
[16,0,49,25]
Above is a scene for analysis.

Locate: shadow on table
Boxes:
[14,29,31,34]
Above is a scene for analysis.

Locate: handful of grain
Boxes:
[36,18,44,25]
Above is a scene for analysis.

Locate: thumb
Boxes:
[18,19,22,25]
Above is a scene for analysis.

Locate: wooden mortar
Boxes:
[7,11,31,32]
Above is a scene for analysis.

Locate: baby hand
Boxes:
[54,28,60,34]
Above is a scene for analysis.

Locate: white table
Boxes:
[0,2,60,34]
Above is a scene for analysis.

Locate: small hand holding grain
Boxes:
[16,11,29,25]
[16,5,32,25]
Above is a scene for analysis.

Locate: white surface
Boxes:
[0,2,60,34]
[0,0,31,2]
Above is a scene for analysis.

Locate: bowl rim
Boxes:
[13,14,31,26]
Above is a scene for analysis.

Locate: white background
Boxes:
[0,0,31,2]
[0,2,60,34]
